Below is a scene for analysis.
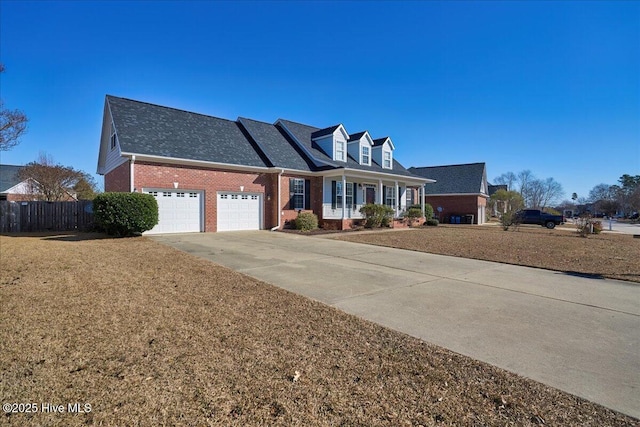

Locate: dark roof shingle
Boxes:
[409,163,487,194]
[107,96,269,168]
[0,165,25,192]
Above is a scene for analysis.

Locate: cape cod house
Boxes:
[97,96,434,233]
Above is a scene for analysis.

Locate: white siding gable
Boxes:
[372,139,394,169]
[347,132,373,166]
[313,126,349,162]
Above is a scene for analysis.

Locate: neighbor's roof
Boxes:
[409,163,488,195]
[0,165,25,192]
[107,96,269,168]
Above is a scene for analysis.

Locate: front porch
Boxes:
[320,175,427,222]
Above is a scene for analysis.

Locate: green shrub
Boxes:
[405,207,423,225]
[360,203,394,228]
[409,203,434,220]
[93,192,158,236]
[294,212,318,232]
[425,218,439,226]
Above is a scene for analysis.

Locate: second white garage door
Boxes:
[217,192,262,232]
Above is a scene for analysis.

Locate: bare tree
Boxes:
[0,64,28,151]
[493,170,564,209]
[17,153,86,201]
[492,172,517,190]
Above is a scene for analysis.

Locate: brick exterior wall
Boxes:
[426,195,487,224]
[2,193,37,202]
[278,175,323,228]
[104,161,130,192]
[129,162,278,232]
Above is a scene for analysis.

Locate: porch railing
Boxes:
[322,203,406,220]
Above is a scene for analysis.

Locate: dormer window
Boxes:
[335,140,345,162]
[110,132,117,150]
[361,146,370,165]
[383,151,392,169]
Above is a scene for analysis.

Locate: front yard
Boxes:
[338,225,640,283]
[0,233,636,426]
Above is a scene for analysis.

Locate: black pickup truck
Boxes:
[515,209,565,229]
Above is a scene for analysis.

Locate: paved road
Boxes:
[152,230,640,419]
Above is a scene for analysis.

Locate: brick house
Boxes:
[97,96,434,233]
[0,165,35,201]
[408,163,489,224]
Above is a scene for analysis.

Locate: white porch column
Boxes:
[378,179,383,204]
[395,181,399,216]
[421,185,425,217]
[341,175,346,220]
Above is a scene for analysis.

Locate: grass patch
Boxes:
[337,225,640,283]
[0,233,636,426]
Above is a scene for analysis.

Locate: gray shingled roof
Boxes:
[348,131,367,142]
[277,119,419,177]
[372,137,389,147]
[409,163,487,194]
[237,117,315,172]
[310,124,341,139]
[0,165,25,192]
[107,96,269,168]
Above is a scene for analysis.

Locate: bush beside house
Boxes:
[94,192,158,236]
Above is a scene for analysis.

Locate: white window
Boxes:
[385,186,396,208]
[241,195,248,199]
[231,194,238,199]
[291,178,305,210]
[361,146,370,165]
[163,192,172,197]
[189,192,198,198]
[383,151,392,169]
[220,194,228,199]
[148,191,158,197]
[251,195,258,200]
[346,182,354,208]
[176,192,185,198]
[335,181,343,208]
[336,140,345,161]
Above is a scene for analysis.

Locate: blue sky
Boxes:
[1,1,638,200]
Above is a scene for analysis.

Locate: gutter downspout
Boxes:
[130,155,135,192]
[270,169,285,231]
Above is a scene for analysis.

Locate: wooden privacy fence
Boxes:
[0,200,94,232]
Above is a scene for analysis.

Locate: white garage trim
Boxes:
[217,192,262,232]
[143,188,203,234]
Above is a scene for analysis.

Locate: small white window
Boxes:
[383,151,392,169]
[241,195,248,200]
[220,194,228,199]
[291,178,305,210]
[148,191,158,197]
[176,192,185,197]
[163,192,172,197]
[231,195,238,199]
[251,195,258,200]
[385,186,396,207]
[189,192,198,198]
[361,146,370,165]
[335,140,345,161]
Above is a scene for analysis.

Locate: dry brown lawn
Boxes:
[0,233,637,426]
[338,225,640,283]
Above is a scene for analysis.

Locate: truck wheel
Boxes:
[545,221,556,229]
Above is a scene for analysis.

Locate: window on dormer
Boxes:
[336,141,345,161]
[362,146,370,165]
[383,151,392,168]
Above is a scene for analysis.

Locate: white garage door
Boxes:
[144,190,202,234]
[217,192,261,232]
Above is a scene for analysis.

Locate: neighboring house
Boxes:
[488,184,508,216]
[97,95,434,234]
[0,165,34,201]
[408,162,489,224]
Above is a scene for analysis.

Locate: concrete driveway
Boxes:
[151,230,640,419]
